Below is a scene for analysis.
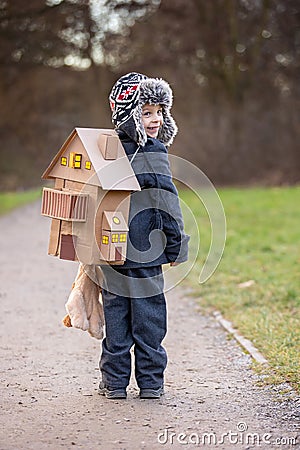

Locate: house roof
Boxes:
[42,128,140,191]
[102,211,129,231]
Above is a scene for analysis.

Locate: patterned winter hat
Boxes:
[109,72,178,146]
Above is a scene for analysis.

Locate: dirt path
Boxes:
[0,202,299,450]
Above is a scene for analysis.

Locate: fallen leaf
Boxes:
[238,280,255,288]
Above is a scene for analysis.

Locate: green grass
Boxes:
[180,186,300,393]
[0,188,42,215]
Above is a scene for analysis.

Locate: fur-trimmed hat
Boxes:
[109,72,178,146]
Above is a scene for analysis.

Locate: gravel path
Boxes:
[0,202,299,449]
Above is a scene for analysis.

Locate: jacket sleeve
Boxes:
[133,140,190,263]
[158,176,190,263]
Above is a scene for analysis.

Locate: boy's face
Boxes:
[141,104,163,139]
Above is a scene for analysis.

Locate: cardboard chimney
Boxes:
[41,128,140,265]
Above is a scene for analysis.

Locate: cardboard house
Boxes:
[41,128,140,265]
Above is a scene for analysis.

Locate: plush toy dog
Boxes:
[62,264,105,340]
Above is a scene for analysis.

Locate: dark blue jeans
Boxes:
[99,266,167,389]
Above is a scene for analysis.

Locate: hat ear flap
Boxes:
[133,104,148,147]
[158,110,178,146]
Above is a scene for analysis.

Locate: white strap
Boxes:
[129,145,140,164]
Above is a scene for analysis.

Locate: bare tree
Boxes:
[0,0,299,188]
[102,0,300,101]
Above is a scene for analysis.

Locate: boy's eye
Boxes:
[142,108,163,117]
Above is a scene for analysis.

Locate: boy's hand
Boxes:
[170,262,180,267]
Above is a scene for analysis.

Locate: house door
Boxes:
[115,247,122,261]
[60,234,77,261]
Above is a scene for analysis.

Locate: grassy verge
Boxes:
[180,186,300,393]
[0,188,42,216]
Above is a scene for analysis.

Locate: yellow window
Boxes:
[61,156,67,166]
[113,216,120,224]
[69,152,82,169]
[120,234,126,242]
[85,161,91,170]
[112,234,119,243]
[102,235,109,245]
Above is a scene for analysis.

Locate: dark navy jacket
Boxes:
[118,131,190,268]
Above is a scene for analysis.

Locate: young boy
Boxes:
[98,72,190,399]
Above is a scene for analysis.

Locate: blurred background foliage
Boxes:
[0,0,299,190]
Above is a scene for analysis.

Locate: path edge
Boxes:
[213,310,268,365]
